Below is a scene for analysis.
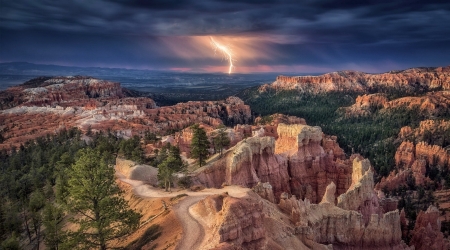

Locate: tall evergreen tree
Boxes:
[190,124,210,167]
[157,145,185,191]
[64,148,141,250]
[212,125,230,157]
[42,202,64,250]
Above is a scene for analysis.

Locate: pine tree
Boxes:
[64,148,141,250]
[29,190,45,250]
[190,124,210,167]
[42,203,64,250]
[157,145,185,191]
[212,125,230,157]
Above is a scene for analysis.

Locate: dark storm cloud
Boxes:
[1,0,450,72]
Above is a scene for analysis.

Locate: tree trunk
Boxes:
[94,199,107,250]
[22,207,32,243]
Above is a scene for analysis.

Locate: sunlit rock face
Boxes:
[261,66,450,93]
[275,123,352,203]
[278,161,410,250]
[410,206,450,250]
[192,123,353,204]
[0,76,253,151]
[191,193,266,250]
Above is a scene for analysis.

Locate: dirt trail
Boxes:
[173,196,208,250]
[116,169,250,250]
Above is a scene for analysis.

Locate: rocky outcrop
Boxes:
[399,120,450,143]
[0,77,253,150]
[191,193,266,250]
[276,123,352,203]
[341,94,388,117]
[386,91,450,115]
[0,76,125,109]
[277,161,409,249]
[410,206,450,250]
[262,66,450,93]
[343,91,450,118]
[192,123,353,204]
[378,139,449,191]
[252,182,275,203]
[337,157,382,225]
[277,190,408,249]
[193,136,291,201]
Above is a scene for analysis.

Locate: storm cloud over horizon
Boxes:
[1,0,450,73]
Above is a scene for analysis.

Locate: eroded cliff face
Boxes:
[186,123,348,203]
[278,160,409,249]
[377,139,449,191]
[0,77,253,150]
[410,206,450,250]
[342,91,450,117]
[276,123,352,203]
[261,66,450,93]
[193,123,353,204]
[191,193,266,250]
[0,76,125,109]
[193,136,291,201]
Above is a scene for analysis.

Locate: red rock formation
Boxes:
[410,206,450,250]
[275,123,352,203]
[395,141,416,168]
[337,157,383,225]
[341,93,388,117]
[0,77,253,151]
[193,136,291,201]
[191,193,266,250]
[279,182,410,250]
[0,76,125,109]
[343,91,450,118]
[193,123,353,204]
[262,66,450,93]
[378,139,449,191]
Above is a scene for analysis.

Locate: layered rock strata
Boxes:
[342,91,450,117]
[193,136,291,201]
[191,193,266,250]
[262,66,450,93]
[276,123,352,203]
[377,139,449,191]
[410,206,450,250]
[192,123,352,204]
[0,77,252,150]
[278,160,409,249]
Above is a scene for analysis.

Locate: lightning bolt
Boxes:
[210,36,234,74]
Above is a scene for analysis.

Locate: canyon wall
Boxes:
[263,66,450,93]
[377,139,450,191]
[342,91,450,117]
[278,159,409,249]
[192,193,266,250]
[0,77,253,150]
[193,123,352,204]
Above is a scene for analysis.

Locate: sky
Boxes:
[1,0,450,73]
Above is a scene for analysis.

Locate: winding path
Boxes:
[116,170,250,250]
[173,195,208,250]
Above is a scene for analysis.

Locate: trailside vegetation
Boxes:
[0,128,150,249]
[63,147,141,250]
[190,124,210,167]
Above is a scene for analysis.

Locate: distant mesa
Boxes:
[260,65,450,93]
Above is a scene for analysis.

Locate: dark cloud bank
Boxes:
[1,0,450,73]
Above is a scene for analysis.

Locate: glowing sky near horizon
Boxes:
[1,0,450,73]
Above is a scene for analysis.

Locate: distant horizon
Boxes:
[1,61,448,76]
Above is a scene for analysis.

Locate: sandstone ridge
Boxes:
[261,66,450,93]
